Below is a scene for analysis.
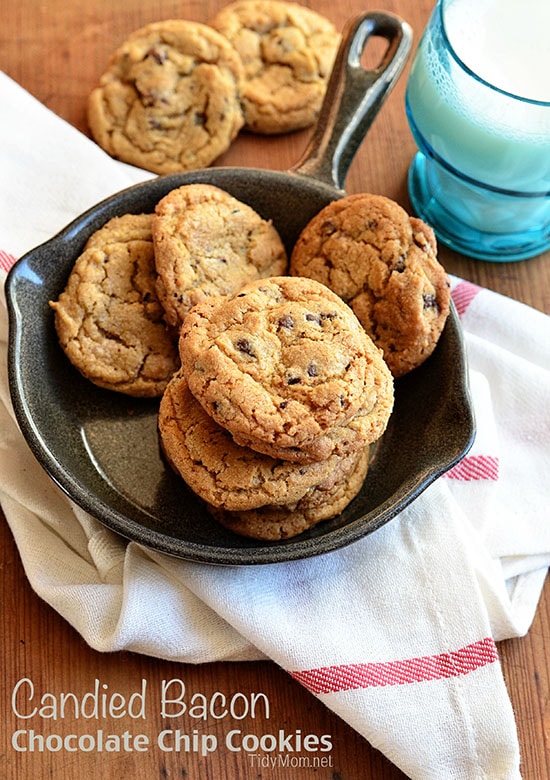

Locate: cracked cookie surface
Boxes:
[208,444,370,540]
[158,370,345,511]
[152,183,288,329]
[50,213,179,397]
[210,0,340,134]
[179,276,393,461]
[289,193,451,377]
[87,20,245,174]
[231,389,392,463]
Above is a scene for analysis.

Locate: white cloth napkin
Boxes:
[2,71,549,779]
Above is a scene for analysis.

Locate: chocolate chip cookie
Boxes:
[289,193,451,377]
[50,213,179,397]
[231,386,393,463]
[87,20,245,174]
[208,444,370,540]
[159,370,347,511]
[179,275,393,462]
[152,183,288,329]
[210,0,340,134]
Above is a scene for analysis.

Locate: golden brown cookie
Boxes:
[208,444,370,540]
[179,276,393,462]
[158,370,348,511]
[289,193,451,377]
[230,386,392,464]
[87,20,245,174]
[50,214,179,397]
[210,0,340,134]
[152,183,288,329]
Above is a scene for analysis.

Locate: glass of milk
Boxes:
[405,0,550,261]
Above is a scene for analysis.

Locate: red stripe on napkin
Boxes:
[290,637,498,695]
[444,455,499,481]
[452,280,481,317]
[0,249,17,273]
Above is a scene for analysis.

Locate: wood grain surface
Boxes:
[1,1,549,778]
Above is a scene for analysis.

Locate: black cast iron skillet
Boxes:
[6,13,476,565]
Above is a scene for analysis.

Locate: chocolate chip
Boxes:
[287,376,301,385]
[304,311,337,326]
[423,293,440,311]
[145,47,167,65]
[307,364,318,377]
[305,313,321,325]
[142,89,168,107]
[235,338,255,357]
[278,314,294,330]
[321,219,337,235]
[413,232,429,250]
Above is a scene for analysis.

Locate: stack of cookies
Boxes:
[158,276,394,540]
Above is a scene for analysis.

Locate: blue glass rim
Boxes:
[438,0,550,108]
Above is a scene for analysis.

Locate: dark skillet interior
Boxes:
[6,169,476,565]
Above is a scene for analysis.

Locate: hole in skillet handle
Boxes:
[291,11,413,191]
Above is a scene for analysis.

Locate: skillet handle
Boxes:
[290,12,413,190]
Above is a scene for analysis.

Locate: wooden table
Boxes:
[1,1,549,777]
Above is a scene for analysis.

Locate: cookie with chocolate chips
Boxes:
[289,193,451,377]
[179,276,393,463]
[209,0,340,134]
[232,388,392,464]
[87,20,245,174]
[152,183,288,329]
[50,214,179,397]
[158,369,353,511]
[208,444,370,540]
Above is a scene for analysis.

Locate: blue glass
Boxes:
[405,0,550,262]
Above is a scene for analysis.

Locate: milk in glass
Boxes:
[406,0,550,235]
